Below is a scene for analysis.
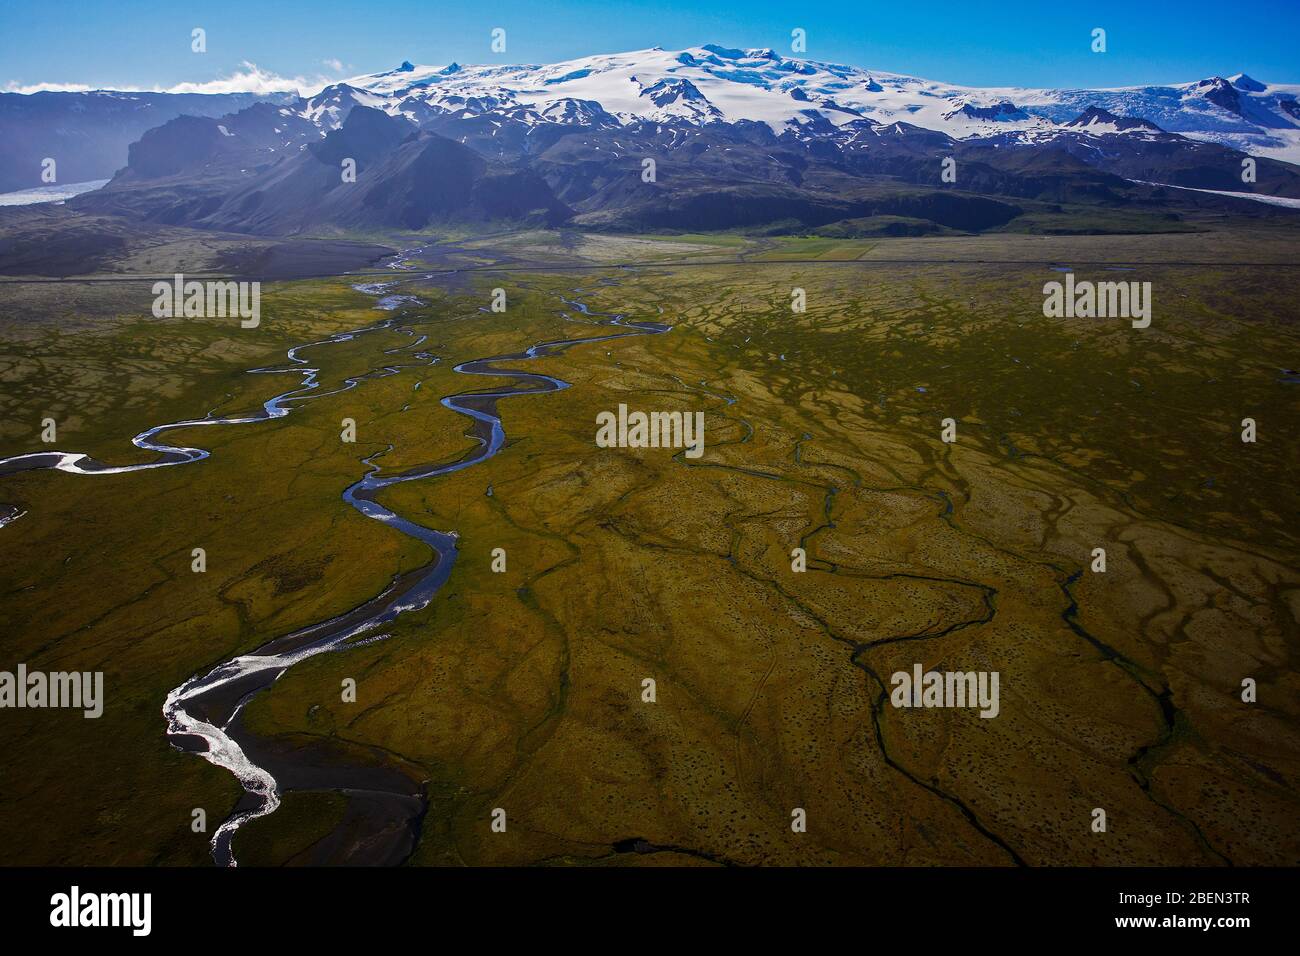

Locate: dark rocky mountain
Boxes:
[79,105,570,233]
[0,90,288,192]
[944,101,1028,122]
[1062,107,1164,133]
[1192,77,1244,115]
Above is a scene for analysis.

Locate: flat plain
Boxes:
[0,230,1296,865]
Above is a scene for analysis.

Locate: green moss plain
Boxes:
[1,230,1297,866]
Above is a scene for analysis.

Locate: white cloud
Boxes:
[322,58,345,73]
[164,62,319,94]
[4,81,99,93]
[5,62,332,96]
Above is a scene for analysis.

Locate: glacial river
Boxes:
[0,273,668,865]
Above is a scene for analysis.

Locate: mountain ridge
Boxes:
[4,43,1300,196]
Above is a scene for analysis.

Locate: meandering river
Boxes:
[0,273,668,865]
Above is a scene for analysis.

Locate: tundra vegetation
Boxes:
[0,230,1296,866]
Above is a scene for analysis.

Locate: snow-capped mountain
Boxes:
[11,43,1300,238]
[314,45,1300,162]
[5,43,1299,198]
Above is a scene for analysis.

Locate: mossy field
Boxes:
[0,230,1297,865]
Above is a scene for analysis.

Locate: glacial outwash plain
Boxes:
[1,227,1296,866]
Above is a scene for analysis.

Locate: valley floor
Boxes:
[0,232,1297,865]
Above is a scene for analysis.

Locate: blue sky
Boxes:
[3,0,1297,92]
